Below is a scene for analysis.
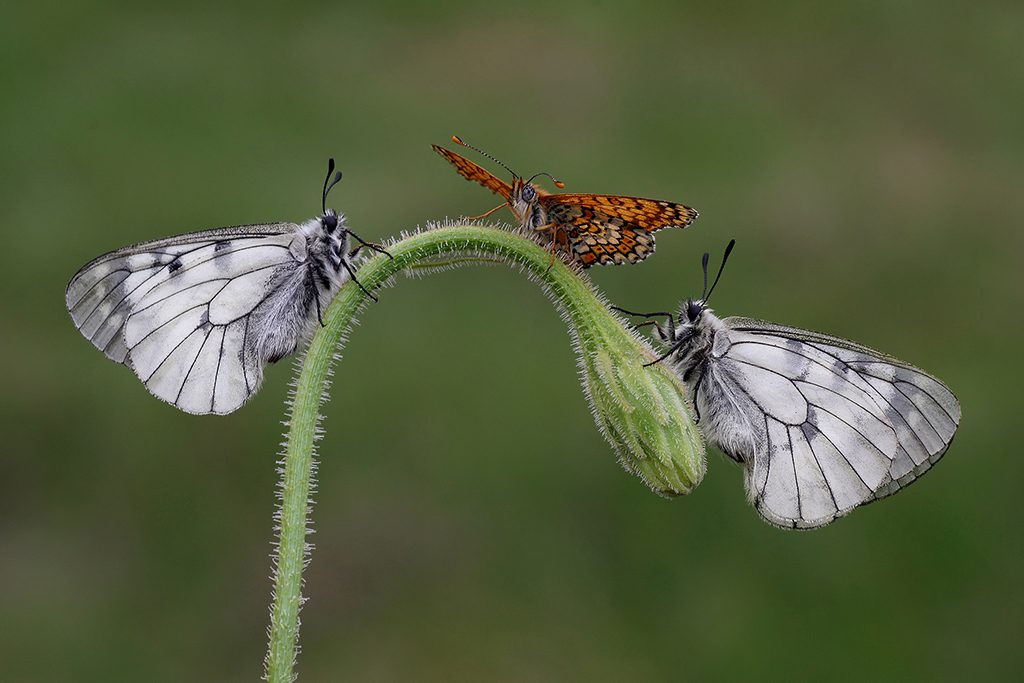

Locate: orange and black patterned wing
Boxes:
[545,203,656,267]
[544,193,698,232]
[544,194,698,268]
[432,145,512,200]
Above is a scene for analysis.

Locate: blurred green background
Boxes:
[2,1,1021,681]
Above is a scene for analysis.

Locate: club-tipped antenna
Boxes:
[322,158,344,214]
[526,171,566,189]
[699,252,710,299]
[700,239,736,310]
[451,135,520,180]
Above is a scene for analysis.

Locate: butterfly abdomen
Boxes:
[251,268,317,365]
[697,363,766,466]
[665,315,764,467]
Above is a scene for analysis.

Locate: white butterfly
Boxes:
[66,160,386,415]
[615,241,961,529]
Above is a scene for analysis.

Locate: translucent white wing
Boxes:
[66,224,301,414]
[718,318,960,528]
[728,318,961,499]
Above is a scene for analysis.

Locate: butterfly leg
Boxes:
[643,336,687,367]
[539,225,573,274]
[525,221,559,273]
[464,203,506,221]
[610,307,676,341]
[314,292,325,327]
[347,230,394,260]
[690,367,705,423]
[340,259,379,302]
[557,227,577,267]
[545,245,557,273]
[610,307,677,328]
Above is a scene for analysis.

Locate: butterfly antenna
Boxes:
[701,239,736,309]
[699,251,710,299]
[526,171,566,189]
[451,135,521,180]
[322,158,344,214]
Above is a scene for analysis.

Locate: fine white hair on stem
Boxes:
[264,221,702,682]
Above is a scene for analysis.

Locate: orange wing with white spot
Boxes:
[544,194,698,268]
[432,145,512,199]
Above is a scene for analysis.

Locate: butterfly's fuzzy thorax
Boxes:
[652,299,725,381]
[300,212,350,281]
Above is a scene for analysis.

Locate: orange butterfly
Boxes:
[433,135,699,268]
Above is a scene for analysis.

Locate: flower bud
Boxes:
[574,304,706,496]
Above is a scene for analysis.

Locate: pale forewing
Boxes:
[66,224,299,414]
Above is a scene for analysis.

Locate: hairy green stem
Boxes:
[264,223,704,681]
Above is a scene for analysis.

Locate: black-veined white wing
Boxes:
[66,224,301,415]
[728,318,961,499]
[716,317,960,528]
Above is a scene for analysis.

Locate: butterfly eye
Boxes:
[686,300,703,322]
[521,184,536,201]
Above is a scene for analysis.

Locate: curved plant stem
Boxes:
[263,223,703,682]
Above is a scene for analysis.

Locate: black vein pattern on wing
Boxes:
[759,414,772,499]
[74,271,132,323]
[175,326,215,404]
[803,420,873,491]
[729,339,875,400]
[127,259,282,350]
[726,349,894,455]
[126,259,297,387]
[802,340,955,502]
[858,382,931,455]
[896,377,955,427]
[762,412,874,527]
[103,244,288,351]
[811,402,890,466]
[74,240,289,336]
[814,350,957,424]
[129,301,210,357]
[130,260,285,320]
[77,241,201,329]
[211,329,226,413]
[730,354,877,423]
[725,319,960,524]
[787,426,801,521]
[141,315,208,383]
[801,424,840,511]
[803,343,955,454]
[892,383,944,442]
[742,369,879,513]
[729,320,954,423]
[130,277,232,317]
[142,243,289,292]
[71,239,231,314]
[241,315,252,392]
[66,223,291,291]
